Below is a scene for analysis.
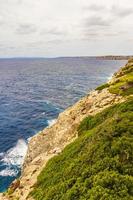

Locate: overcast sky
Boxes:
[0,0,133,57]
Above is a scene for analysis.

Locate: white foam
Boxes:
[0,168,17,177]
[0,120,56,177]
[48,119,56,127]
[27,136,32,143]
[107,74,113,81]
[0,152,4,157]
[0,139,28,177]
[2,139,27,166]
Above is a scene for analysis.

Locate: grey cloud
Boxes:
[81,34,99,41]
[0,45,17,51]
[104,33,118,37]
[86,4,106,12]
[16,24,37,35]
[82,15,113,41]
[25,41,45,47]
[111,5,133,18]
[47,39,65,44]
[85,16,111,27]
[84,4,133,19]
[40,27,65,36]
[11,0,23,4]
[7,46,17,50]
[0,15,4,25]
[26,39,65,47]
[16,0,23,4]
[0,44,5,48]
[84,30,99,37]
[105,30,126,37]
[83,29,127,41]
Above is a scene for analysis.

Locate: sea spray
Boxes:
[0,139,27,177]
[47,119,57,127]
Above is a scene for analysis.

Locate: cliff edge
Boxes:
[1,59,133,200]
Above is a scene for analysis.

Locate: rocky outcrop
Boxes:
[1,60,131,200]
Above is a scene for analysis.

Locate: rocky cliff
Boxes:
[0,59,132,200]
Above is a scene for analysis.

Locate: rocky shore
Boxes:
[1,59,132,200]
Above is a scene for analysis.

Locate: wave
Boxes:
[0,139,27,177]
[0,153,4,158]
[47,119,56,127]
[0,168,17,177]
[0,119,56,177]
[107,73,113,81]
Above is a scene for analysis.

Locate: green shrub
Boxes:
[108,61,133,96]
[96,83,109,91]
[7,188,14,195]
[30,98,133,200]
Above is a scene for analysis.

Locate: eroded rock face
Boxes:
[24,89,124,167]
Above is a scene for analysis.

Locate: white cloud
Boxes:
[0,0,133,57]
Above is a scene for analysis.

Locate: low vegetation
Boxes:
[96,83,109,91]
[109,69,133,96]
[96,59,133,96]
[30,97,133,200]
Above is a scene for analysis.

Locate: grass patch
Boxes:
[96,83,109,91]
[96,60,133,96]
[30,98,133,200]
[109,73,133,96]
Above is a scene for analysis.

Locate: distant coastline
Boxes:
[96,55,133,60]
[0,55,132,60]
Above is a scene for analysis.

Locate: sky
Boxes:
[0,0,133,57]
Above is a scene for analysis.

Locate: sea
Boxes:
[0,57,126,192]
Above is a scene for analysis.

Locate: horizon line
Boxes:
[0,55,132,59]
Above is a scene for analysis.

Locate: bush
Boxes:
[96,83,109,91]
[30,98,133,200]
[108,62,133,96]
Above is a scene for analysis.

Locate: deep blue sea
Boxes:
[0,57,126,192]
